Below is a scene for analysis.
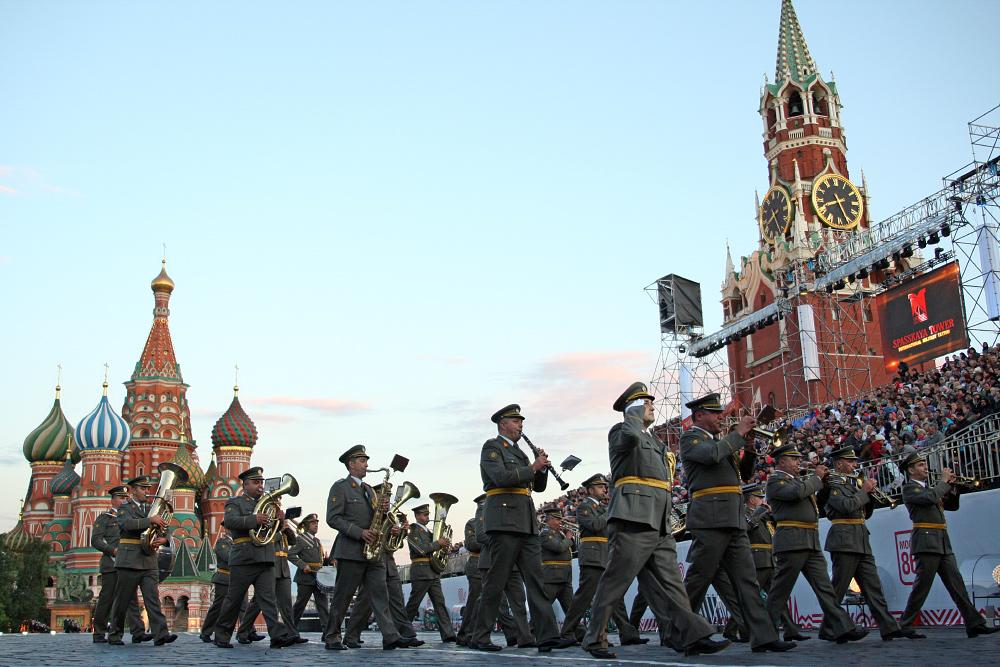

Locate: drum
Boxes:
[315,565,338,594]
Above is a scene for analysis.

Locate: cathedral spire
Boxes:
[133,259,182,382]
[775,0,818,84]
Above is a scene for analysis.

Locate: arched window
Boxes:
[788,91,803,117]
[812,91,827,116]
[767,107,777,128]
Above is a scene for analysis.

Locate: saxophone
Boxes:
[363,468,392,561]
[141,462,188,555]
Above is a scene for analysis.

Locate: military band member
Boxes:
[898,451,998,638]
[581,383,725,659]
[677,394,793,653]
[404,503,458,641]
[238,518,306,643]
[212,467,295,649]
[199,528,248,643]
[107,476,176,646]
[559,474,644,646]
[91,485,147,644]
[538,507,575,622]
[469,404,574,653]
[344,509,424,648]
[824,446,918,641]
[323,445,417,651]
[288,513,331,630]
[765,444,867,644]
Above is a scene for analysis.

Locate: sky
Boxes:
[2,1,998,550]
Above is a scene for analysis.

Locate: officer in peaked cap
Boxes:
[539,505,574,630]
[671,394,792,653]
[338,445,369,465]
[92,485,147,644]
[288,509,330,635]
[126,475,154,487]
[491,404,525,424]
[581,473,609,488]
[238,467,265,482]
[612,382,655,413]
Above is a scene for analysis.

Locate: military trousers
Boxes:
[93,570,144,638]
[214,563,289,643]
[829,552,901,638]
[108,568,169,642]
[405,576,457,640]
[724,567,800,639]
[581,520,715,652]
[899,551,986,631]
[470,532,557,646]
[560,565,638,642]
[323,558,400,646]
[465,569,532,645]
[291,582,329,630]
[239,577,298,639]
[345,567,416,642]
[709,570,748,641]
[768,549,854,640]
[200,582,247,640]
[680,529,777,649]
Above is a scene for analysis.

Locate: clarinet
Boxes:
[521,433,570,491]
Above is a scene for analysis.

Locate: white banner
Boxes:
[797,304,821,382]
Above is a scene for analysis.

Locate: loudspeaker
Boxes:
[657,274,703,333]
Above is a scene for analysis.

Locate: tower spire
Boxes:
[775,0,818,84]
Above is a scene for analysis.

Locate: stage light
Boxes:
[835,280,846,290]
[942,223,952,237]
[858,267,869,279]
[928,231,940,244]
[902,244,914,258]
[935,248,945,260]
[918,236,927,248]
[880,258,891,270]
[848,273,856,283]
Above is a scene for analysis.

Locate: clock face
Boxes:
[759,186,792,244]
[811,173,864,230]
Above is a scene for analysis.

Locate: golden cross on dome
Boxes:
[102,362,110,395]
[162,242,167,263]
[56,363,62,387]
[234,362,240,394]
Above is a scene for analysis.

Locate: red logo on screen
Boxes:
[908,288,928,324]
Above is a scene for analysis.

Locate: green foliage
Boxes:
[0,539,51,632]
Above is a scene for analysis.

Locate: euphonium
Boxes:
[429,492,458,574]
[381,481,420,553]
[363,468,392,561]
[141,462,188,555]
[251,473,299,546]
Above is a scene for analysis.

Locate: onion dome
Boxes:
[76,382,130,452]
[168,433,206,490]
[23,385,79,463]
[1,512,31,553]
[50,450,81,496]
[211,387,258,449]
[151,259,175,293]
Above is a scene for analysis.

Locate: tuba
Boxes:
[141,462,188,555]
[251,474,299,546]
[382,481,420,553]
[428,492,458,573]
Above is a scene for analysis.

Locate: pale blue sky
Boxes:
[2,1,998,540]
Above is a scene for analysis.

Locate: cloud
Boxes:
[0,165,76,197]
[521,350,654,416]
[0,184,16,195]
[248,396,371,416]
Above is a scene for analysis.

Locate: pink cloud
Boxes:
[524,350,653,411]
[0,184,16,195]
[248,396,371,416]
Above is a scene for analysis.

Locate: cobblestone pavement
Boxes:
[0,628,998,667]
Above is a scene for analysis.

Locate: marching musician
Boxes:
[199,528,247,643]
[559,474,644,646]
[764,444,867,644]
[212,467,295,649]
[823,446,919,641]
[538,507,576,631]
[468,404,574,653]
[581,383,725,659]
[238,514,306,644]
[107,476,176,647]
[898,451,998,638]
[323,445,419,651]
[404,503,458,642]
[676,394,794,654]
[91,485,147,644]
[288,513,331,631]
[344,506,425,648]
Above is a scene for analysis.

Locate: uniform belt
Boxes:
[750,544,773,549]
[831,518,866,525]
[542,560,571,566]
[468,551,481,556]
[913,522,947,529]
[486,487,531,496]
[776,521,818,529]
[614,476,669,490]
[580,537,609,543]
[411,557,431,563]
[275,551,288,557]
[217,568,230,575]
[119,538,141,544]
[234,537,252,544]
[691,485,742,499]
[305,562,323,568]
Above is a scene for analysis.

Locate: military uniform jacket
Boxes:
[213,534,233,584]
[407,522,439,582]
[823,474,873,555]
[902,479,955,555]
[91,509,122,574]
[680,427,754,531]
[539,527,573,584]
[480,436,546,535]
[576,496,610,568]
[115,499,162,570]
[766,470,823,553]
[289,531,326,585]
[746,506,776,570]
[464,518,481,579]
[224,494,276,566]
[327,475,376,562]
[275,527,296,579]
[607,411,672,530]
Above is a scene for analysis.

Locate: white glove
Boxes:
[626,399,646,413]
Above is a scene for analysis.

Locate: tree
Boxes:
[0,538,50,632]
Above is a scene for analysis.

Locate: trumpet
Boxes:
[951,474,981,489]
[749,426,783,453]
[559,519,580,538]
[856,472,899,509]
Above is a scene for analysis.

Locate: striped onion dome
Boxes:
[1,514,31,553]
[211,388,258,449]
[75,382,130,452]
[23,386,79,463]
[50,455,81,496]
[168,435,206,490]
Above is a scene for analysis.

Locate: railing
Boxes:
[857,413,1000,498]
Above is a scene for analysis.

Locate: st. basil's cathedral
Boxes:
[1,260,261,631]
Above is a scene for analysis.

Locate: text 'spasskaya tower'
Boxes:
[721,0,894,412]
